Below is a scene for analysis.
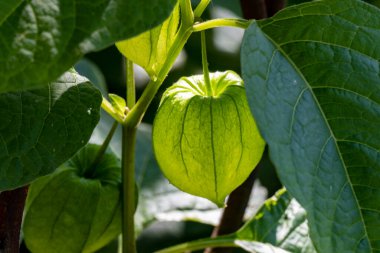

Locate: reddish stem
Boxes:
[0,186,29,253]
[239,0,267,19]
[204,168,260,253]
[265,0,286,17]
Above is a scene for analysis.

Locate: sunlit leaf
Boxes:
[241,0,380,252]
[116,3,180,79]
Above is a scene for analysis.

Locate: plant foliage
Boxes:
[0,0,379,252]
[241,0,380,252]
[0,71,101,190]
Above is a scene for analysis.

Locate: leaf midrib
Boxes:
[258,23,372,250]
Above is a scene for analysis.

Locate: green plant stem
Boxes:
[121,125,137,253]
[126,59,135,109]
[201,31,212,96]
[155,235,237,253]
[193,18,250,32]
[124,25,193,128]
[89,120,118,170]
[194,0,211,17]
[0,186,28,253]
[181,0,194,27]
[121,3,194,249]
[124,0,194,128]
[122,58,137,253]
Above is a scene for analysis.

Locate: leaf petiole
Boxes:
[181,0,194,27]
[88,120,118,171]
[155,235,237,253]
[194,0,211,18]
[193,18,251,32]
[124,26,193,128]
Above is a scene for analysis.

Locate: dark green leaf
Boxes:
[0,71,102,190]
[237,189,316,253]
[241,0,380,252]
[23,144,122,253]
[0,0,177,93]
[286,0,312,6]
[0,0,22,25]
[95,238,119,253]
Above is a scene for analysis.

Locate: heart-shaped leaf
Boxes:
[23,144,122,253]
[0,71,102,190]
[241,0,380,252]
[0,0,177,93]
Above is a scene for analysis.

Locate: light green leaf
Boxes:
[23,144,122,253]
[0,71,102,190]
[116,3,180,79]
[241,0,380,252]
[109,94,127,116]
[0,0,22,25]
[237,189,316,253]
[0,0,177,93]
